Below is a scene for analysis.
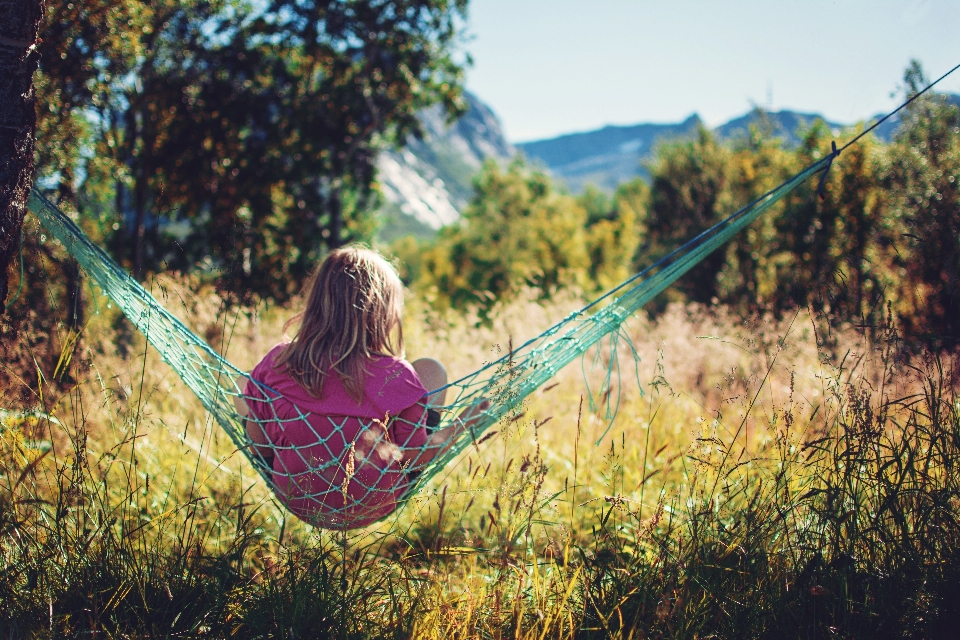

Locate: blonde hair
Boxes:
[274,245,404,401]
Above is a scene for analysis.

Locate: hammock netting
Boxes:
[27,153,834,530]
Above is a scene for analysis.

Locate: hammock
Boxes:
[27,152,835,529]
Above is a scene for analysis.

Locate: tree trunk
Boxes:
[328,183,344,249]
[0,0,44,314]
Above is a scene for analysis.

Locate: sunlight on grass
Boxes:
[2,278,958,637]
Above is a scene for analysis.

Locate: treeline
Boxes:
[2,0,467,405]
[27,0,466,301]
[8,14,959,351]
[399,69,959,343]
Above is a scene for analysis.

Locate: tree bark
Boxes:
[0,0,44,314]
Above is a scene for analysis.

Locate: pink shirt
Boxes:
[244,344,429,529]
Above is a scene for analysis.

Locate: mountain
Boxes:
[715,109,845,145]
[376,92,960,238]
[517,93,960,194]
[376,91,514,241]
[515,116,701,192]
[517,109,848,193]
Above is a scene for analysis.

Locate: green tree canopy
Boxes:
[644,126,733,306]
[35,0,468,301]
[418,159,590,319]
[885,62,960,342]
[403,61,959,348]
[580,180,646,292]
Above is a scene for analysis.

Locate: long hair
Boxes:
[274,246,404,401]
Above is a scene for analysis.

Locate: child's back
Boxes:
[237,246,480,530]
[245,344,430,529]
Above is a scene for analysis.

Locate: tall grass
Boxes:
[1,279,958,638]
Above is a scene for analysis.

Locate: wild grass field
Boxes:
[5,3,957,636]
[2,276,959,639]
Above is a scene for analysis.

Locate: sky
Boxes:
[462,0,960,142]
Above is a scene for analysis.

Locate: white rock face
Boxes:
[377,151,460,229]
[377,92,514,232]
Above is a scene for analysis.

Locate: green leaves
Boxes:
[36,0,468,301]
[885,70,960,343]
[417,160,586,318]
[405,63,959,347]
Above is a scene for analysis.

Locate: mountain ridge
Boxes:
[517,94,960,193]
[518,109,853,192]
[376,93,960,237]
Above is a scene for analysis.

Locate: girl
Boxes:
[234,246,483,530]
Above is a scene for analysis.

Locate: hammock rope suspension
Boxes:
[27,151,836,529]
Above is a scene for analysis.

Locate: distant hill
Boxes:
[517,93,960,193]
[517,109,850,193]
[515,116,701,192]
[715,109,846,145]
[377,92,960,237]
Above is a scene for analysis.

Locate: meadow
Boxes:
[2,277,958,639]
[4,4,957,636]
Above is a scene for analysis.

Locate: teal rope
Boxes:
[30,57,960,529]
[26,151,833,528]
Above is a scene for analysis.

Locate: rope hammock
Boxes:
[27,152,835,529]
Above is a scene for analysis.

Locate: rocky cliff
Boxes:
[376,91,514,240]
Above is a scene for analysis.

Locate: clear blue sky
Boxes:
[463,0,960,142]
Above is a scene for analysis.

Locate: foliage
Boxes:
[715,127,795,310]
[6,0,467,400]
[34,0,468,301]
[884,63,960,343]
[409,161,647,320]
[643,125,734,306]
[580,181,647,293]
[740,121,896,323]
[28,25,960,343]
[402,62,959,347]
[416,160,590,319]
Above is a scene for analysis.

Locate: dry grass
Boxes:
[2,276,958,638]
